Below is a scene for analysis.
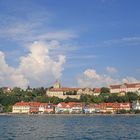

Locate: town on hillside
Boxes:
[0,81,140,114]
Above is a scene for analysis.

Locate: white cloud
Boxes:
[106,66,118,74]
[0,52,29,88]
[0,5,80,88]
[78,68,140,88]
[122,76,140,83]
[0,20,78,43]
[84,69,100,80]
[0,10,78,43]
[0,41,66,88]
[37,31,78,41]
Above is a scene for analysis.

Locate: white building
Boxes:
[110,83,140,94]
[77,88,101,96]
[46,81,101,99]
[12,102,54,114]
[84,104,96,114]
[46,81,81,99]
[12,102,30,113]
[132,100,140,110]
[55,102,84,113]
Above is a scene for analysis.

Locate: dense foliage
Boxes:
[0,87,140,112]
[80,92,140,104]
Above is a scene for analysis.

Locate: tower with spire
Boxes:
[53,80,61,88]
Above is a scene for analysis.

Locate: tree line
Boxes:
[0,87,140,112]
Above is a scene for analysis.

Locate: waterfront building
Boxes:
[29,102,41,114]
[12,102,54,114]
[84,103,131,114]
[99,103,120,113]
[13,102,30,113]
[70,102,84,113]
[55,102,84,114]
[119,103,131,111]
[55,102,71,113]
[132,100,140,110]
[84,104,96,114]
[39,103,54,114]
[110,83,140,94]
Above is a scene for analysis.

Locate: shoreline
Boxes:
[0,113,140,116]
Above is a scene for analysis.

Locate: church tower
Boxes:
[53,80,61,88]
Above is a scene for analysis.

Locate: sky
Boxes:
[0,0,140,88]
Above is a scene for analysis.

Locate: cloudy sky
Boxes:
[0,0,140,88]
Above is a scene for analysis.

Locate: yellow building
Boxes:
[46,81,81,99]
[46,81,101,99]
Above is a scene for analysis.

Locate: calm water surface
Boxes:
[0,115,140,140]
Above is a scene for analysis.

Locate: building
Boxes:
[39,103,54,114]
[46,81,81,99]
[84,103,131,114]
[110,83,140,94]
[46,81,101,99]
[77,88,101,96]
[55,102,71,113]
[1,87,12,93]
[119,103,131,111]
[132,100,140,110]
[77,88,94,95]
[13,102,30,113]
[55,102,84,114]
[29,102,41,114]
[99,103,120,113]
[12,102,54,114]
[84,104,96,114]
[93,88,101,96]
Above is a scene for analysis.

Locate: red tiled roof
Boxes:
[120,103,131,107]
[57,102,84,108]
[127,83,140,88]
[14,102,52,107]
[68,102,84,108]
[14,102,55,110]
[110,85,121,89]
[57,102,67,108]
[88,103,131,110]
[110,83,140,89]
[94,88,101,93]
[15,102,30,106]
[29,102,41,107]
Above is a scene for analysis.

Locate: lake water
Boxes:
[0,115,140,140]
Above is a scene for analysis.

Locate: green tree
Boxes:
[91,96,103,103]
[12,87,22,93]
[100,87,110,94]
[117,109,129,114]
[105,94,118,102]
[64,97,79,103]
[126,92,139,102]
[50,96,63,104]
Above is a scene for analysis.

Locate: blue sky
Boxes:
[0,0,140,88]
